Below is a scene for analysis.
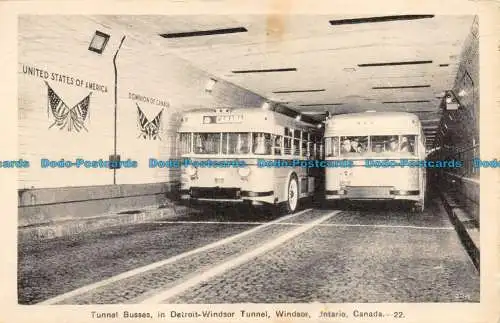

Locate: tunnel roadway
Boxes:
[18,193,479,305]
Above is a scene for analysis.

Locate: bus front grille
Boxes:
[190,187,241,199]
[345,186,392,199]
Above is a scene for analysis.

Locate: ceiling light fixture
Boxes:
[372,85,430,89]
[444,90,461,110]
[88,30,110,54]
[382,100,430,104]
[299,103,343,106]
[329,15,434,25]
[160,27,248,38]
[232,68,297,74]
[358,60,433,67]
[273,89,326,94]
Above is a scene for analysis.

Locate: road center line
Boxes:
[140,210,341,304]
[38,208,313,305]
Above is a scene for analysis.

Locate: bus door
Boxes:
[306,134,320,194]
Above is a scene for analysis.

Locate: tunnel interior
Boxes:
[12,9,495,309]
[16,14,480,228]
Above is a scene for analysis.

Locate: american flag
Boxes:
[45,81,91,132]
[137,104,163,140]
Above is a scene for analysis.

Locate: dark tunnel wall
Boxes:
[435,16,479,176]
[430,16,479,211]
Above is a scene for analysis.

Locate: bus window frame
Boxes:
[301,131,309,158]
[274,134,283,156]
[293,129,301,156]
[178,132,193,155]
[284,127,292,156]
[184,127,318,158]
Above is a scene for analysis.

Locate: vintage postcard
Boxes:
[0,0,499,323]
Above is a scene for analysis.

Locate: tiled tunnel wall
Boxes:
[17,15,266,222]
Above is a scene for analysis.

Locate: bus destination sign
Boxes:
[203,115,244,124]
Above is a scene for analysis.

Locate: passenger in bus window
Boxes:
[350,138,364,153]
[373,144,383,153]
[400,136,413,153]
[274,136,282,155]
[195,134,204,153]
[388,137,398,152]
[357,142,366,153]
[341,139,351,153]
[236,135,249,154]
[253,133,271,155]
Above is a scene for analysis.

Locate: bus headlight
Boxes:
[238,167,251,178]
[186,165,197,177]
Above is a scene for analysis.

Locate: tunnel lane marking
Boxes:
[38,208,313,305]
[315,223,455,230]
[151,221,454,230]
[151,220,299,225]
[140,210,342,304]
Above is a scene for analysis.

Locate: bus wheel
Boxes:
[285,175,299,213]
[412,201,425,213]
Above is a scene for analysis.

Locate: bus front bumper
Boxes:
[180,188,275,204]
[325,188,420,200]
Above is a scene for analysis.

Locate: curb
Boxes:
[18,203,194,244]
[439,191,480,272]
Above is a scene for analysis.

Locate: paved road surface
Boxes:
[18,198,479,304]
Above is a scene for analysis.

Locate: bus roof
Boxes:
[325,111,422,136]
[178,107,321,134]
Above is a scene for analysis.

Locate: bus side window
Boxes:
[316,138,323,159]
[400,135,416,154]
[274,135,282,155]
[293,130,301,156]
[308,138,314,159]
[284,127,292,155]
[233,133,250,154]
[301,132,308,157]
[194,134,204,153]
[326,137,339,157]
[388,136,398,152]
[178,133,192,154]
[253,133,271,155]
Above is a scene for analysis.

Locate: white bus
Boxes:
[324,112,426,212]
[177,107,323,213]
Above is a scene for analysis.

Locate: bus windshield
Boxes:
[325,135,417,157]
[191,132,252,155]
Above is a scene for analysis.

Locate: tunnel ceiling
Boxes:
[100,15,475,147]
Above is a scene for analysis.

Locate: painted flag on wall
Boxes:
[45,81,91,132]
[137,103,163,140]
